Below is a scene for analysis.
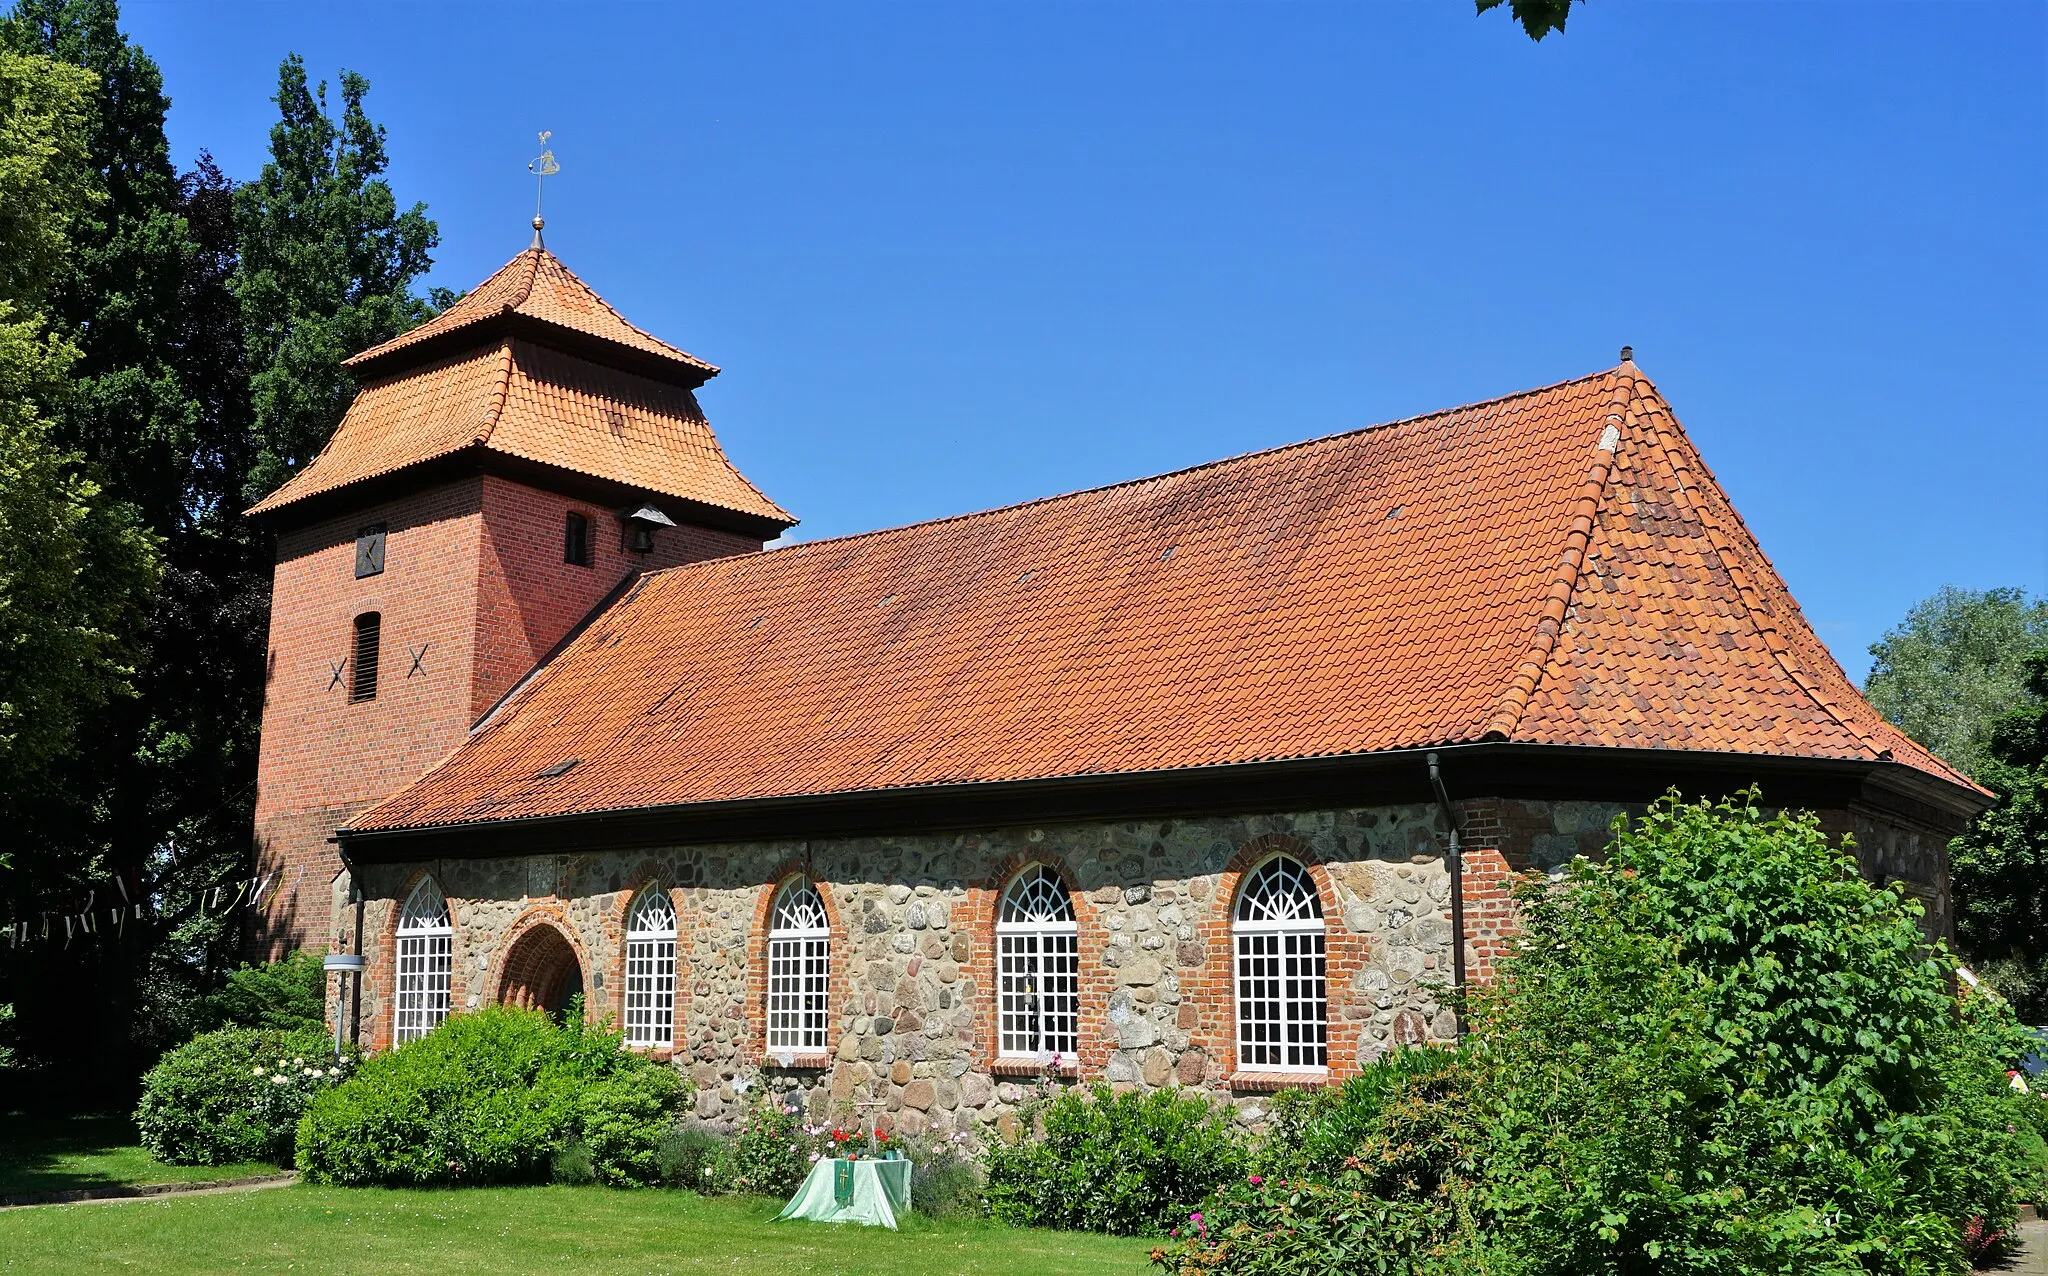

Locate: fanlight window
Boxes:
[1232,857,1327,1073]
[997,864,1078,1059]
[395,878,452,1043]
[624,887,677,1048]
[766,878,829,1055]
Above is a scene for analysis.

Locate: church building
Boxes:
[248,230,1986,1130]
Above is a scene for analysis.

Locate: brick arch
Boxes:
[964,850,1099,1074]
[495,910,593,1019]
[373,868,468,1052]
[609,870,689,1056]
[1193,833,1359,1089]
[743,860,850,1069]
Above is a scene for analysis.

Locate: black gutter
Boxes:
[337,741,1978,863]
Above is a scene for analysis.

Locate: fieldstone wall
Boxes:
[351,804,1460,1130]
[344,793,1954,1135]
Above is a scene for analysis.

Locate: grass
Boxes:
[0,1110,279,1199]
[0,1184,1154,1274]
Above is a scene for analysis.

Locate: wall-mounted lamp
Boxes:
[323,952,366,1064]
[620,502,676,554]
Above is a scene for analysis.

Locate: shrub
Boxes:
[711,1094,813,1197]
[1151,1171,1453,1276]
[135,1025,354,1166]
[551,1139,596,1185]
[1155,793,2047,1276]
[296,1006,689,1187]
[656,1121,726,1190]
[580,1065,687,1186]
[1258,1047,1462,1185]
[893,1127,984,1218]
[200,951,327,1032]
[1459,793,2043,1276]
[983,1083,1247,1235]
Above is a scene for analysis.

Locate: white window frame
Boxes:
[766,878,829,1055]
[624,886,677,1049]
[997,864,1079,1060]
[395,878,452,1044]
[1232,856,1328,1074]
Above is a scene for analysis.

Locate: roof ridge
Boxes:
[1625,371,1889,761]
[1482,371,1631,741]
[646,365,1628,575]
[472,338,517,448]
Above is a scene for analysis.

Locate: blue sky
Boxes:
[124,0,2045,682]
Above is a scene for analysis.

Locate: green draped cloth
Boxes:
[775,1157,913,1229]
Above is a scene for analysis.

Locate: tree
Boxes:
[0,44,159,798]
[1864,586,2048,1016]
[1951,652,2048,1019]
[233,54,438,504]
[0,8,439,1096]
[1865,586,2048,780]
[1476,0,1582,42]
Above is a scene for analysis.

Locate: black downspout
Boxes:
[337,843,364,1048]
[1428,752,1467,1040]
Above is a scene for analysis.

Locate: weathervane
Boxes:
[528,131,560,247]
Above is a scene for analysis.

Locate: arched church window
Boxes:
[624,886,677,1048]
[766,878,829,1054]
[997,864,1079,1060]
[395,877,452,1043]
[1232,856,1327,1073]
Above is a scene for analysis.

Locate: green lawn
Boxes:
[0,1111,278,1199]
[0,1184,1154,1274]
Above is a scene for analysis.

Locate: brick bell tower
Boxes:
[245,225,794,956]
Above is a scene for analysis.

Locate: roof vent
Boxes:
[537,757,580,778]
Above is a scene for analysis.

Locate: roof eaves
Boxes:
[1482,368,1632,741]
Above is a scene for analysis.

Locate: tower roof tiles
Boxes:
[244,248,791,532]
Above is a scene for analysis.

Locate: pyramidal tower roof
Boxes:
[246,244,792,533]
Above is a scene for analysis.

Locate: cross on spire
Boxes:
[528,131,560,248]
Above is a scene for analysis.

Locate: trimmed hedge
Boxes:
[135,1025,353,1166]
[295,1006,686,1187]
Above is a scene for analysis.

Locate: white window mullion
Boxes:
[1232,857,1327,1074]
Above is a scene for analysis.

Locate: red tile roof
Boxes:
[349,363,1976,833]
[344,247,717,381]
[245,250,790,528]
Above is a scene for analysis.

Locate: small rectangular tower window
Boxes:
[355,524,387,578]
[564,512,591,567]
[351,613,381,702]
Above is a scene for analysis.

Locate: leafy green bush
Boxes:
[656,1121,725,1190]
[893,1127,984,1218]
[135,1025,354,1165]
[1154,793,2047,1276]
[580,1066,687,1186]
[1258,1047,1462,1185]
[1455,794,2040,1276]
[200,951,327,1032]
[711,1094,813,1197]
[296,1006,688,1187]
[983,1082,1247,1235]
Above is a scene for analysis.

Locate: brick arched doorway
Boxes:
[498,922,585,1018]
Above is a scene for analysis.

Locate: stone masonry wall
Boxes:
[354,804,1460,1132]
[345,793,1954,1137]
